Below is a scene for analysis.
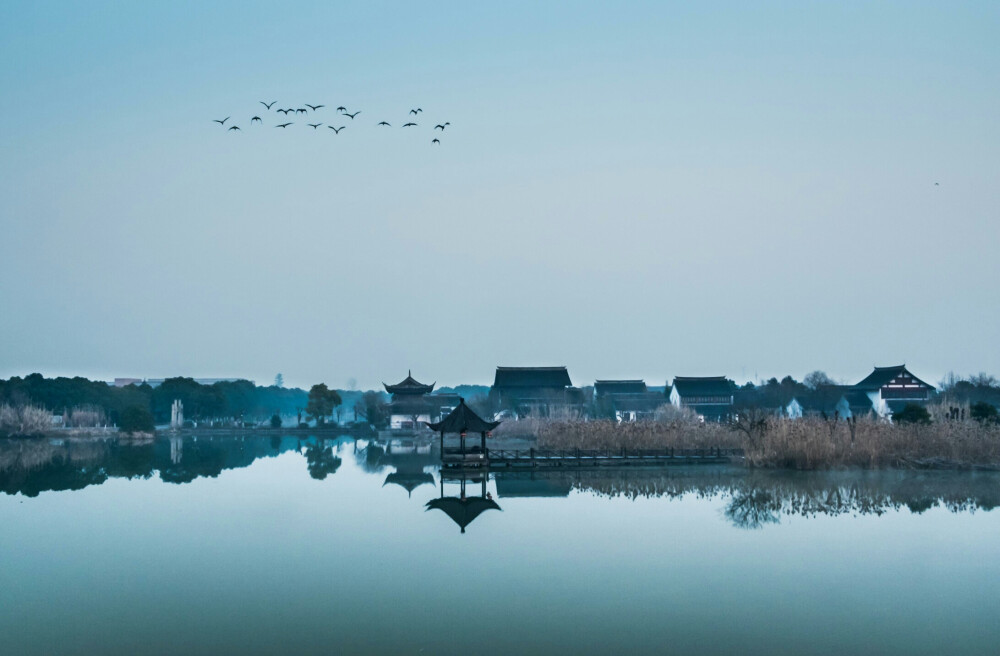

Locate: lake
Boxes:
[1,435,998,655]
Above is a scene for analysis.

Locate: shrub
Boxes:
[270,414,282,428]
[0,404,51,436]
[971,402,999,425]
[119,405,154,434]
[893,404,932,425]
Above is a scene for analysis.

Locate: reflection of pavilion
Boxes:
[383,468,435,497]
[425,470,501,534]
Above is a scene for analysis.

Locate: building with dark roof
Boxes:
[852,365,934,418]
[490,366,585,418]
[594,380,666,422]
[382,371,459,431]
[786,386,873,419]
[669,376,735,421]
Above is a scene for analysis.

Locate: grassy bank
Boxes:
[534,417,1000,470]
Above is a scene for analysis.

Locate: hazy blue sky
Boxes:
[1,1,997,389]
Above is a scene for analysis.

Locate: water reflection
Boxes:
[426,470,501,533]
[1,436,997,531]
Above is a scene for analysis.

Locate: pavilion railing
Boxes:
[483,447,743,461]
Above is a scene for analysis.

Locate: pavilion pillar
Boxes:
[481,432,486,456]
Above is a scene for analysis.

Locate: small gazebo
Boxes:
[425,398,501,467]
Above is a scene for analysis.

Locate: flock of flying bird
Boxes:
[212,101,450,144]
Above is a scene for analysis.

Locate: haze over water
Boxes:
[2,435,998,655]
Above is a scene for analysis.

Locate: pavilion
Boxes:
[425,398,501,468]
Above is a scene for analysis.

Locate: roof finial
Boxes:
[408,369,412,377]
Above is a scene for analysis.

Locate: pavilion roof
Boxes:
[493,366,572,389]
[383,471,435,496]
[425,496,501,533]
[671,376,735,398]
[595,379,648,395]
[425,398,501,434]
[853,365,934,391]
[384,370,435,396]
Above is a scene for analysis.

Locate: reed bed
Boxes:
[534,416,1000,470]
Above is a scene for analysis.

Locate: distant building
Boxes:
[383,371,459,431]
[114,377,246,388]
[594,380,665,422]
[490,366,585,418]
[786,386,873,419]
[852,365,934,418]
[669,376,735,421]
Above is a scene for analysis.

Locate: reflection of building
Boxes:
[383,371,459,431]
[490,366,585,418]
[594,380,665,422]
[493,471,572,498]
[853,365,934,418]
[425,470,500,534]
[669,376,735,421]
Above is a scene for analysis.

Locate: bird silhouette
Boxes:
[344,111,360,119]
[410,108,423,115]
[251,116,262,123]
[276,109,289,115]
[213,117,230,125]
[260,101,276,110]
[308,123,322,129]
[935,182,940,186]
[275,123,293,128]
[336,106,346,112]
[432,138,440,144]
[434,123,450,130]
[296,108,308,114]
[228,125,241,131]
[328,126,345,134]
[305,104,324,111]
[377,121,391,126]
[402,122,417,127]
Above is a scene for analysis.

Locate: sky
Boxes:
[1,1,998,390]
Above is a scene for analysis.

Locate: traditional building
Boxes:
[490,366,585,418]
[852,365,935,418]
[669,376,735,422]
[383,371,459,431]
[594,380,666,422]
[786,386,873,419]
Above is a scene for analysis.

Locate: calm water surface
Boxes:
[1,435,998,656]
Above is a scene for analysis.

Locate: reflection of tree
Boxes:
[355,443,387,474]
[724,489,781,529]
[305,443,342,480]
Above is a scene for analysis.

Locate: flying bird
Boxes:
[228,125,240,131]
[260,101,276,110]
[935,182,940,186]
[377,121,391,126]
[251,116,262,123]
[336,106,346,112]
[308,123,322,129]
[434,123,450,130]
[275,122,293,128]
[296,108,308,114]
[344,111,360,119]
[213,117,230,125]
[402,122,417,127]
[305,104,324,111]
[432,138,440,144]
[328,126,345,133]
[409,108,423,115]
[276,109,289,114]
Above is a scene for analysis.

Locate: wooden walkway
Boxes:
[442,447,743,469]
